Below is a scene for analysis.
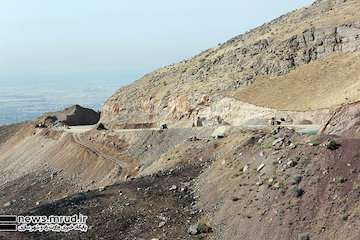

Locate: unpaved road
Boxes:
[64,125,159,133]
[242,124,321,134]
[64,124,321,134]
[72,133,129,176]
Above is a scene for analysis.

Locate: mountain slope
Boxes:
[101,0,360,127]
[234,53,360,111]
[3,1,360,239]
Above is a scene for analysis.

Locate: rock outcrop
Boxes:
[36,105,100,127]
[101,0,360,128]
[322,101,360,136]
[4,2,360,239]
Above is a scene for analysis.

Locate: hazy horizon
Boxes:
[0,0,314,124]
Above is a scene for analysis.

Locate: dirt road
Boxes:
[72,133,129,177]
[65,124,321,135]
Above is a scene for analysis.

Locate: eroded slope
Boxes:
[101,0,360,127]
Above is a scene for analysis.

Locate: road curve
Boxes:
[72,133,129,177]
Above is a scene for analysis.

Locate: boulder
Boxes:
[211,126,228,139]
[188,224,199,235]
[188,222,212,235]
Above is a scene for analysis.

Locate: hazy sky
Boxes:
[0,0,314,84]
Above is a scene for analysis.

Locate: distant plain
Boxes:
[0,78,125,125]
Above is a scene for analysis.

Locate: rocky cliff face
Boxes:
[101,0,360,128]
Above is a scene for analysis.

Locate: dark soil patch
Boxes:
[0,163,208,240]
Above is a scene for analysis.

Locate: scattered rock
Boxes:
[232,197,240,202]
[158,221,166,228]
[169,185,177,191]
[271,127,281,135]
[257,163,265,172]
[188,224,199,235]
[336,176,347,184]
[289,143,297,149]
[287,160,297,168]
[188,222,212,235]
[272,138,284,147]
[188,136,200,141]
[256,181,263,186]
[211,126,228,139]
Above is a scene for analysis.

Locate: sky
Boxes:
[0,0,314,85]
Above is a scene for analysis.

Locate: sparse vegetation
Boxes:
[197,216,213,234]
[304,130,319,136]
[291,186,305,198]
[291,175,303,185]
[260,140,273,149]
[298,233,310,240]
[336,176,347,184]
[4,1,360,239]
[327,139,340,150]
[342,214,349,221]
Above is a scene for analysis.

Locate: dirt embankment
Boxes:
[322,101,360,137]
[0,164,209,240]
[1,124,360,239]
[0,126,120,189]
[196,129,360,240]
[0,125,219,240]
[0,123,27,146]
[0,122,216,190]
